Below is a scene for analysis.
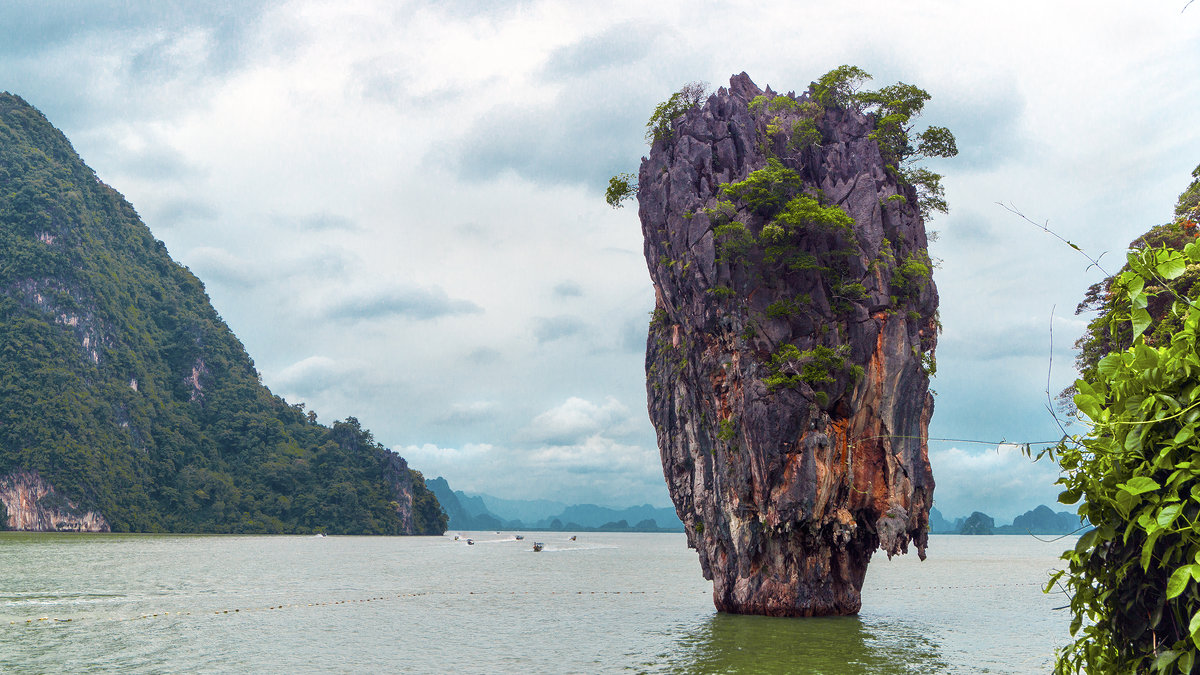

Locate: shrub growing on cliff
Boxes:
[721,158,805,215]
[645,81,708,144]
[607,82,709,209]
[713,160,856,272]
[892,251,932,300]
[765,343,848,391]
[606,172,637,208]
[813,65,957,219]
[813,65,872,109]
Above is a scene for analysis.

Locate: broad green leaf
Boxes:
[1098,353,1122,377]
[1120,476,1162,495]
[1132,307,1152,339]
[1059,488,1082,505]
[1074,393,1102,421]
[1116,489,1138,518]
[1160,503,1185,529]
[1144,528,1163,571]
[1125,426,1145,455]
[1168,565,1194,599]
[1138,511,1158,534]
[1152,648,1180,671]
[1156,393,1182,411]
[1176,426,1196,445]
[1075,528,1098,553]
[1126,272,1146,297]
[1129,252,1154,278]
[1189,609,1200,647]
[1180,650,1195,674]
[1159,254,1187,280]
[1185,240,1200,262]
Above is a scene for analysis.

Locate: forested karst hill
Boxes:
[0,93,444,534]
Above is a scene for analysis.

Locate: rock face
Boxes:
[0,471,110,532]
[640,74,938,616]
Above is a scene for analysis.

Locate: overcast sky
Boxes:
[2,1,1198,522]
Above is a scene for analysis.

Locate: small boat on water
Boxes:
[466,538,475,545]
[532,542,544,552]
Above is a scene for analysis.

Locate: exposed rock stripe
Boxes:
[0,471,110,532]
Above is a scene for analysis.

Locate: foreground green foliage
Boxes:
[0,93,445,534]
[1050,172,1200,672]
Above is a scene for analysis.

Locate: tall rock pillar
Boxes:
[641,73,938,616]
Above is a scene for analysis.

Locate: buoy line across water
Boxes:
[3,581,1047,627]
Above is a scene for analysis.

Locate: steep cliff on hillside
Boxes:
[0,471,109,532]
[640,73,939,616]
[0,93,445,535]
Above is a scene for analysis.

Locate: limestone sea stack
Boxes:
[640,73,938,616]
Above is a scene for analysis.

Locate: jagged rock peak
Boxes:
[640,73,938,616]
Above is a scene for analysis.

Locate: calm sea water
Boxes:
[0,532,1071,673]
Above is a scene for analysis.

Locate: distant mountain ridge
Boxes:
[429,476,683,532]
[930,505,1086,535]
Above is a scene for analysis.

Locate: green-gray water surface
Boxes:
[0,532,1070,673]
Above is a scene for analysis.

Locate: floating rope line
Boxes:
[868,582,1044,592]
[4,589,699,626]
[5,582,1051,627]
[851,435,1064,449]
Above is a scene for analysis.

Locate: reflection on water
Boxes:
[647,612,948,674]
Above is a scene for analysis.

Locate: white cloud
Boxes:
[929,444,1065,524]
[520,396,632,445]
[529,434,659,475]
